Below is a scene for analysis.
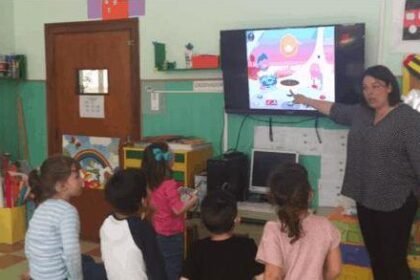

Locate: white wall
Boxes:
[0,0,15,53]
[10,0,407,80]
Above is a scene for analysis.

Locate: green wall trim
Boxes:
[0,80,19,160]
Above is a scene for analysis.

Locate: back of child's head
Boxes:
[268,163,311,243]
[141,142,173,190]
[105,168,148,215]
[200,190,238,234]
[28,155,80,203]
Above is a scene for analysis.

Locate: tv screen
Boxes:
[221,23,365,115]
[250,149,299,194]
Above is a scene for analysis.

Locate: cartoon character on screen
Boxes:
[310,62,323,91]
[257,53,270,71]
[280,34,299,58]
[257,53,277,90]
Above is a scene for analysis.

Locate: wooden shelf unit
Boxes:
[123,145,213,187]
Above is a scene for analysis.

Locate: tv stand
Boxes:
[247,193,268,203]
[237,200,276,222]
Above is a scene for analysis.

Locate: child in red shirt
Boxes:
[141,142,198,280]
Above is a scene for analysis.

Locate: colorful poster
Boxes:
[391,0,420,53]
[62,135,120,189]
[88,0,145,20]
[403,0,420,40]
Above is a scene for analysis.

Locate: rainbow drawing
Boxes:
[62,135,120,189]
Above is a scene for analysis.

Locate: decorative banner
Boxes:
[62,135,120,189]
[88,0,145,20]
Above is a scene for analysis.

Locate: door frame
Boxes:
[45,18,140,155]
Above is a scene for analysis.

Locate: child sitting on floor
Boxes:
[256,163,342,280]
[181,190,264,280]
[100,168,167,280]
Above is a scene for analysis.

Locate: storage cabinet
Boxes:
[123,145,213,187]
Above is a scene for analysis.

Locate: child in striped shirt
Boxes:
[25,155,84,280]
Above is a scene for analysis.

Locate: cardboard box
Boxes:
[0,206,26,244]
[338,264,373,280]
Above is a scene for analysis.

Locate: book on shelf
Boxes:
[133,136,211,151]
[167,142,211,151]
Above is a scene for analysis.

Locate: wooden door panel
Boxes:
[53,31,133,135]
[46,19,140,240]
[46,19,140,155]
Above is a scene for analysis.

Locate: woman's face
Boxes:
[362,75,392,110]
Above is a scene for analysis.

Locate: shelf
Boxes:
[153,42,219,72]
[159,67,221,72]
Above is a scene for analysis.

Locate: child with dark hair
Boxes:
[100,168,167,280]
[256,163,341,280]
[25,155,84,280]
[181,190,264,280]
[141,142,198,280]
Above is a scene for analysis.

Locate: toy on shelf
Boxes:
[0,55,26,79]
[185,43,194,68]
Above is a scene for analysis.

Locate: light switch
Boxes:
[151,91,160,111]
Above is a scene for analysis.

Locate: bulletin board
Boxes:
[254,126,349,208]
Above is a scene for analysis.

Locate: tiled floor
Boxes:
[0,240,101,279]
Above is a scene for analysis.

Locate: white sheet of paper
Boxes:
[317,178,342,207]
[320,154,346,181]
[79,95,105,118]
[320,129,348,155]
[254,126,321,155]
[193,80,224,93]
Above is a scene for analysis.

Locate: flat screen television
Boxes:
[221,23,365,115]
[250,149,299,194]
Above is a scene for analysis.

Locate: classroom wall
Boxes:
[10,0,404,80]
[0,0,15,53]
[0,81,46,167]
[0,0,411,168]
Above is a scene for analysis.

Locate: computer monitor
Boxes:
[249,149,299,194]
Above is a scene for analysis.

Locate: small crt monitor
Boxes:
[250,149,299,194]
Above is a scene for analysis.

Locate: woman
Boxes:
[293,65,420,280]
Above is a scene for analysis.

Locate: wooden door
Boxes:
[45,19,140,241]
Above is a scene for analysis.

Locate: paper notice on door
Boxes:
[79,95,105,118]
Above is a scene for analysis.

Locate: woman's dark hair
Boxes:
[105,168,148,215]
[361,65,401,106]
[141,142,173,190]
[28,155,80,203]
[268,163,311,244]
[200,190,237,234]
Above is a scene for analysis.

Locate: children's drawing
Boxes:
[62,135,120,189]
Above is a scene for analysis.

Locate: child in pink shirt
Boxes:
[141,142,198,280]
[257,163,342,280]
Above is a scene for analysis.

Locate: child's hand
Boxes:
[20,271,30,280]
[186,194,199,210]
